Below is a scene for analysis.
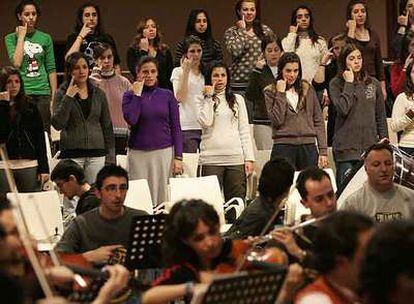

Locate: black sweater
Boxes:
[0,100,49,173]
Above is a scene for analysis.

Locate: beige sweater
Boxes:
[391,92,414,148]
[198,92,255,165]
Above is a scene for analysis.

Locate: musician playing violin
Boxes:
[143,199,305,304]
[271,167,336,266]
[56,165,147,265]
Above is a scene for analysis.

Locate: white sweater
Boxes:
[390,93,414,148]
[282,32,327,82]
[198,92,255,165]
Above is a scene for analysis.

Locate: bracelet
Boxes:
[319,63,327,67]
[77,35,85,40]
[174,156,183,161]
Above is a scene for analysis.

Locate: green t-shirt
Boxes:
[5,30,56,95]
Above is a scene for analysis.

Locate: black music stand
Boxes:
[125,214,167,270]
[192,270,286,304]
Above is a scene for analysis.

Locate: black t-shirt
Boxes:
[75,186,100,215]
[66,32,121,68]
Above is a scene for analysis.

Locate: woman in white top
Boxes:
[282,5,328,83]
[391,62,414,156]
[198,63,254,202]
[171,35,205,153]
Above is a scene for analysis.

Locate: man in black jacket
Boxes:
[225,157,294,239]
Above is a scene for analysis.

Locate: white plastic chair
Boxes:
[182,152,199,177]
[284,168,337,225]
[124,179,154,215]
[116,155,128,171]
[6,191,63,243]
[168,176,245,232]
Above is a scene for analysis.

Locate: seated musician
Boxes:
[143,199,303,304]
[56,164,147,264]
[340,143,414,222]
[0,196,130,304]
[51,159,100,217]
[225,157,294,239]
[360,220,414,304]
[295,211,374,304]
[271,167,336,265]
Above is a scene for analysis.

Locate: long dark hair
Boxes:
[276,52,303,97]
[398,31,414,64]
[74,2,104,35]
[207,62,237,118]
[337,43,370,84]
[181,35,206,76]
[131,18,169,54]
[185,9,214,42]
[162,200,220,268]
[290,5,321,49]
[235,0,265,41]
[15,0,41,22]
[346,0,370,29]
[404,62,414,98]
[0,66,30,110]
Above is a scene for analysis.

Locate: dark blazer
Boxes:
[245,65,276,124]
[0,100,49,173]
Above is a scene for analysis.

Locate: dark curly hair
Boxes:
[346,0,370,29]
[360,220,414,304]
[162,199,220,269]
[0,66,30,111]
[131,18,169,55]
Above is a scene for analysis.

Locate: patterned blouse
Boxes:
[224,24,274,85]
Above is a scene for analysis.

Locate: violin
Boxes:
[214,239,288,274]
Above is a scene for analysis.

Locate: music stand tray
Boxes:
[125,214,167,270]
[193,269,286,304]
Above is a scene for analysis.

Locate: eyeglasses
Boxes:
[103,184,128,193]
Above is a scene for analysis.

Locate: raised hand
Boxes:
[276,79,287,93]
[132,77,144,96]
[180,56,192,72]
[79,23,93,39]
[236,15,246,29]
[0,91,10,102]
[343,69,354,83]
[289,24,299,34]
[204,85,214,96]
[398,11,410,27]
[66,77,80,98]
[321,48,334,66]
[15,23,27,39]
[139,37,150,52]
[255,53,266,69]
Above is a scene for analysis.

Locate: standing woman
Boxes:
[329,44,388,185]
[224,0,273,98]
[281,5,328,83]
[346,0,387,99]
[52,52,114,184]
[391,62,414,156]
[171,35,205,153]
[123,56,183,206]
[65,2,121,70]
[264,52,327,171]
[174,8,223,68]
[0,66,49,192]
[245,34,283,150]
[4,0,57,133]
[126,18,173,89]
[90,43,132,155]
[198,63,254,202]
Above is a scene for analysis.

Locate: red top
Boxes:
[295,276,358,304]
[391,63,406,98]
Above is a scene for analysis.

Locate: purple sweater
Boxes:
[122,86,183,157]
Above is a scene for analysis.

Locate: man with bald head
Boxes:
[340,143,414,222]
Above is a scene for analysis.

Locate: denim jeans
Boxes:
[335,160,360,188]
[70,156,106,184]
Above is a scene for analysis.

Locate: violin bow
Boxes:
[0,144,55,298]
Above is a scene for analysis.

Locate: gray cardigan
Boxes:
[329,76,388,162]
[52,82,115,159]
